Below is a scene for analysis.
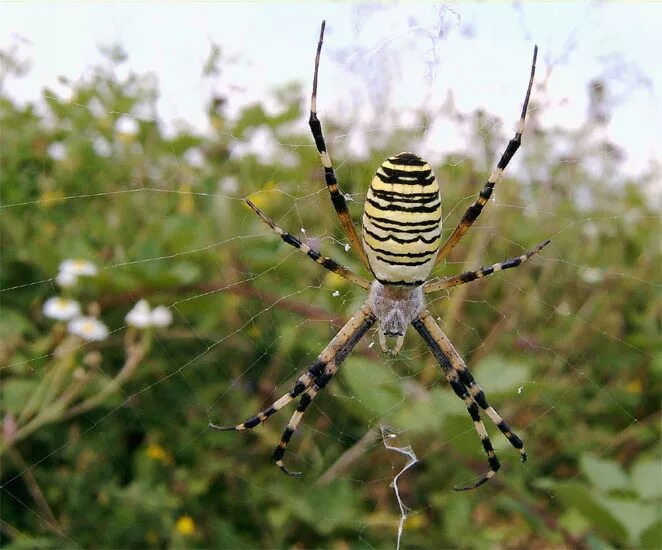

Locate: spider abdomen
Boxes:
[362,152,442,286]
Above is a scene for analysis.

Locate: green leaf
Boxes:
[3,536,62,549]
[597,495,658,546]
[168,261,201,285]
[286,482,362,535]
[534,480,627,543]
[640,520,662,549]
[442,497,471,540]
[2,378,41,414]
[392,389,454,434]
[579,454,630,492]
[652,351,662,378]
[632,460,662,499]
[0,309,34,343]
[501,495,547,532]
[471,355,531,394]
[342,356,404,419]
[558,507,591,536]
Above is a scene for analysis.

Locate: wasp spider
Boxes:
[212,21,548,490]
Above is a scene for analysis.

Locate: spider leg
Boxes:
[435,45,538,266]
[274,371,333,476]
[214,302,376,475]
[414,310,526,458]
[209,371,314,432]
[245,199,371,290]
[424,239,549,294]
[309,21,372,272]
[412,310,526,490]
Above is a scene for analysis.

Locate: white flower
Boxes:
[555,302,572,316]
[93,137,112,157]
[59,259,98,277]
[126,300,173,329]
[150,306,173,327]
[125,299,152,328]
[47,142,67,160]
[56,270,78,289]
[115,115,139,135]
[183,147,204,167]
[219,176,238,193]
[580,267,605,284]
[56,259,98,288]
[68,316,109,341]
[43,297,81,321]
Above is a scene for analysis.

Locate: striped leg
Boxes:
[424,239,549,294]
[309,21,372,272]
[415,310,526,461]
[274,362,338,476]
[209,373,315,432]
[213,302,377,474]
[245,199,371,290]
[274,303,376,475]
[435,45,538,266]
[412,313,499,490]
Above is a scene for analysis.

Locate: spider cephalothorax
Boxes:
[368,281,424,355]
[213,20,548,491]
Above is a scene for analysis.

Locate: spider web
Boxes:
[1,3,660,548]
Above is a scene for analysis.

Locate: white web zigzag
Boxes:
[380,426,419,550]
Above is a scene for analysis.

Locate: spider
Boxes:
[212,21,549,491]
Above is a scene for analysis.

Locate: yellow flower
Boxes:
[323,270,349,290]
[145,443,172,465]
[177,183,194,214]
[626,379,643,394]
[247,180,279,210]
[405,513,427,530]
[43,221,57,238]
[175,515,195,536]
[39,189,65,208]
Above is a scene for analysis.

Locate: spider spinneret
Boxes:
[212,20,548,491]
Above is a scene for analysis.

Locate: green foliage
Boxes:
[1,44,660,549]
[537,453,661,548]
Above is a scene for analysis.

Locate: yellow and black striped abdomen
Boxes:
[362,152,442,286]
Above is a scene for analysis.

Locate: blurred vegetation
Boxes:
[1,43,660,549]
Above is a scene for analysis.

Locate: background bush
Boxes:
[1,42,660,549]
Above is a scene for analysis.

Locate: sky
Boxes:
[1,2,660,178]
